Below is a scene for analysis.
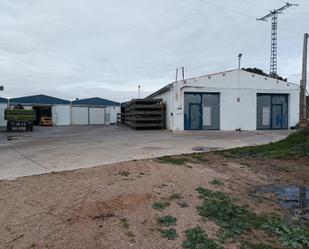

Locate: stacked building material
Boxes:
[124,99,164,129]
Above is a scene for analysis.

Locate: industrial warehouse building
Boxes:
[9,95,71,126]
[71,97,120,125]
[148,69,300,131]
[0,95,120,127]
[0,97,7,127]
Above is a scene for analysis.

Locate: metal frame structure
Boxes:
[257,3,298,77]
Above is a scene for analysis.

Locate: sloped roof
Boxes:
[72,97,120,106]
[10,94,70,105]
[0,97,7,103]
[147,69,296,98]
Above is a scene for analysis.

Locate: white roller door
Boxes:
[72,107,88,125]
[89,107,105,124]
[0,104,7,126]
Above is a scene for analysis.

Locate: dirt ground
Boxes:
[0,153,308,249]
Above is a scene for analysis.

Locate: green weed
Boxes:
[196,187,309,248]
[120,218,129,229]
[240,241,273,249]
[158,156,186,165]
[210,178,224,186]
[182,227,223,249]
[118,171,130,177]
[152,202,170,211]
[159,228,178,240]
[191,153,208,163]
[157,216,177,227]
[221,132,309,159]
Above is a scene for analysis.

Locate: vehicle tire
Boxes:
[7,122,11,132]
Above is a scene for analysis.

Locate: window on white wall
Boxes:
[203,106,211,126]
[262,106,270,126]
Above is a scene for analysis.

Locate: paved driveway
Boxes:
[0,126,292,180]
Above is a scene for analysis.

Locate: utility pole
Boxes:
[257,3,298,77]
[299,33,308,127]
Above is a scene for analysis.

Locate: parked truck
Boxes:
[4,105,36,132]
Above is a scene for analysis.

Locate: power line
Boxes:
[201,0,256,19]
[237,0,268,10]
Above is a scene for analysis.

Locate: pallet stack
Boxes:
[124,99,164,129]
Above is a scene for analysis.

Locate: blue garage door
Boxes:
[257,94,288,130]
[184,93,220,130]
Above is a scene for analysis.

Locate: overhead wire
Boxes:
[237,0,268,10]
[200,0,256,19]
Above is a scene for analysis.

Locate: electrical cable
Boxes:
[200,0,256,19]
[237,0,268,10]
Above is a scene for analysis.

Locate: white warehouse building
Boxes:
[71,97,120,125]
[5,95,120,126]
[9,95,71,126]
[148,69,300,131]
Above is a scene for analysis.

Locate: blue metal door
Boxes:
[257,94,288,130]
[272,104,283,129]
[189,103,202,130]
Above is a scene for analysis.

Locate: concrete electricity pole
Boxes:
[299,33,308,127]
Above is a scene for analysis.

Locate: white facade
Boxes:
[71,105,120,125]
[52,105,71,125]
[150,69,300,131]
[9,104,71,126]
[71,106,89,125]
[0,102,7,127]
[89,107,105,124]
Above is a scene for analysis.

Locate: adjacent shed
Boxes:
[71,97,120,125]
[148,69,300,131]
[0,97,8,127]
[9,94,71,126]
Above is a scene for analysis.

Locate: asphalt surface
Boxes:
[0,125,292,180]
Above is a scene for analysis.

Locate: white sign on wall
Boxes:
[203,106,211,126]
[262,106,270,126]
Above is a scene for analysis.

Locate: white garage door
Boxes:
[0,104,7,126]
[89,107,105,124]
[72,107,88,125]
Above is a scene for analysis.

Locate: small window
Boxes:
[262,107,270,126]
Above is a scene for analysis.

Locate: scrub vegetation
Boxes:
[210,178,224,186]
[182,227,223,249]
[157,153,209,166]
[221,131,309,158]
[157,216,177,227]
[2,132,309,249]
[152,202,170,211]
[158,228,178,240]
[196,187,309,248]
[118,170,130,177]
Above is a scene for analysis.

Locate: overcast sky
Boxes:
[0,0,308,102]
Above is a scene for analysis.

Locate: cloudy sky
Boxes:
[0,0,308,102]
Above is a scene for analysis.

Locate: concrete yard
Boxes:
[0,125,292,180]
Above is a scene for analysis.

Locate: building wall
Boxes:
[110,106,121,124]
[151,90,172,129]
[71,105,120,125]
[156,70,299,131]
[0,103,7,127]
[52,105,71,125]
